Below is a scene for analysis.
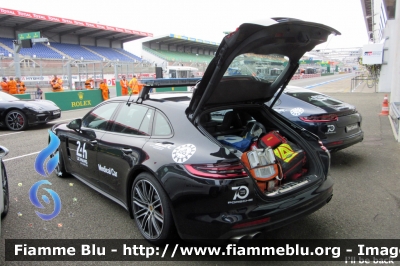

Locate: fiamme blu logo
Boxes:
[30,130,62,221]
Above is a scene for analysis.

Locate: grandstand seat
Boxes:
[83,45,132,61]
[49,42,102,61]
[114,48,142,61]
[0,37,63,59]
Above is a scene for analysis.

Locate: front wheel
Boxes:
[5,110,28,131]
[131,173,175,244]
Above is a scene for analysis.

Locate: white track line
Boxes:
[0,131,24,137]
[3,151,40,162]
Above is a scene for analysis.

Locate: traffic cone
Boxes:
[379,95,389,116]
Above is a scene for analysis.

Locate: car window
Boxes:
[286,92,344,107]
[139,109,154,135]
[0,92,19,101]
[82,102,119,130]
[153,112,172,136]
[265,97,281,107]
[224,53,288,84]
[111,104,149,136]
[210,109,231,122]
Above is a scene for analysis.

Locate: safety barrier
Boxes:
[44,89,103,111]
[13,94,31,100]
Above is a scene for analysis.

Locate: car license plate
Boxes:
[53,110,60,115]
[346,123,358,132]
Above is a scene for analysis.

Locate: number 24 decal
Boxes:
[76,141,87,159]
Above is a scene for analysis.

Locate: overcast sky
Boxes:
[2,0,369,54]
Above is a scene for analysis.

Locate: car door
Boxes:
[96,103,152,202]
[66,102,120,186]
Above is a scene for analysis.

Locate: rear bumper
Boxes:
[174,175,334,240]
[324,130,364,151]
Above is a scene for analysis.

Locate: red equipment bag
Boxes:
[274,143,307,179]
[258,130,287,149]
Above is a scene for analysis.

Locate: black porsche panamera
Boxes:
[0,91,61,131]
[51,18,338,243]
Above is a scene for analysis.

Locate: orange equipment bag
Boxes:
[241,148,279,191]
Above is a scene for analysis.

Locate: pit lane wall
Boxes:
[44,90,103,111]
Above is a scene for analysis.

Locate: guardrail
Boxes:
[350,74,377,92]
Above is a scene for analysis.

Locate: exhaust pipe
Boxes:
[230,234,249,243]
[248,231,262,239]
[230,231,262,243]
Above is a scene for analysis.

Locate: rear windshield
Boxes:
[224,53,289,83]
[285,92,344,107]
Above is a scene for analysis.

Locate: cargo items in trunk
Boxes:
[217,129,308,193]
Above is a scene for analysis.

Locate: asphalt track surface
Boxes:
[1,74,400,266]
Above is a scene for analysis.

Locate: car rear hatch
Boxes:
[189,18,339,198]
[186,18,340,120]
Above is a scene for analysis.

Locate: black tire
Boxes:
[131,173,175,244]
[5,110,28,131]
[1,162,9,219]
[53,149,70,178]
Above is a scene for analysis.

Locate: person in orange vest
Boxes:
[120,75,129,96]
[85,77,94,90]
[129,75,140,94]
[99,81,109,101]
[1,77,9,93]
[8,77,18,94]
[50,75,63,92]
[15,77,26,94]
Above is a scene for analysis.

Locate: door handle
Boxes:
[122,148,133,154]
[157,141,174,145]
[90,140,98,145]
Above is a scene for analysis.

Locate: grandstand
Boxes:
[141,34,220,72]
[0,6,151,82]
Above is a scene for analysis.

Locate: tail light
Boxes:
[299,114,338,122]
[184,161,247,179]
[232,217,271,229]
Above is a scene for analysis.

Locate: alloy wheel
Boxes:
[6,111,26,131]
[132,180,164,239]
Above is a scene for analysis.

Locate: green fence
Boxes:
[13,94,31,100]
[44,90,103,111]
[116,82,122,97]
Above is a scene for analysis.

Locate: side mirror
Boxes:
[82,129,96,140]
[0,145,9,159]
[67,119,82,130]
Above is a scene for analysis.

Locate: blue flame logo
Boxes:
[31,130,62,220]
[34,130,60,177]
[29,180,62,220]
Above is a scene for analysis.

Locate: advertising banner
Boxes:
[362,43,384,65]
